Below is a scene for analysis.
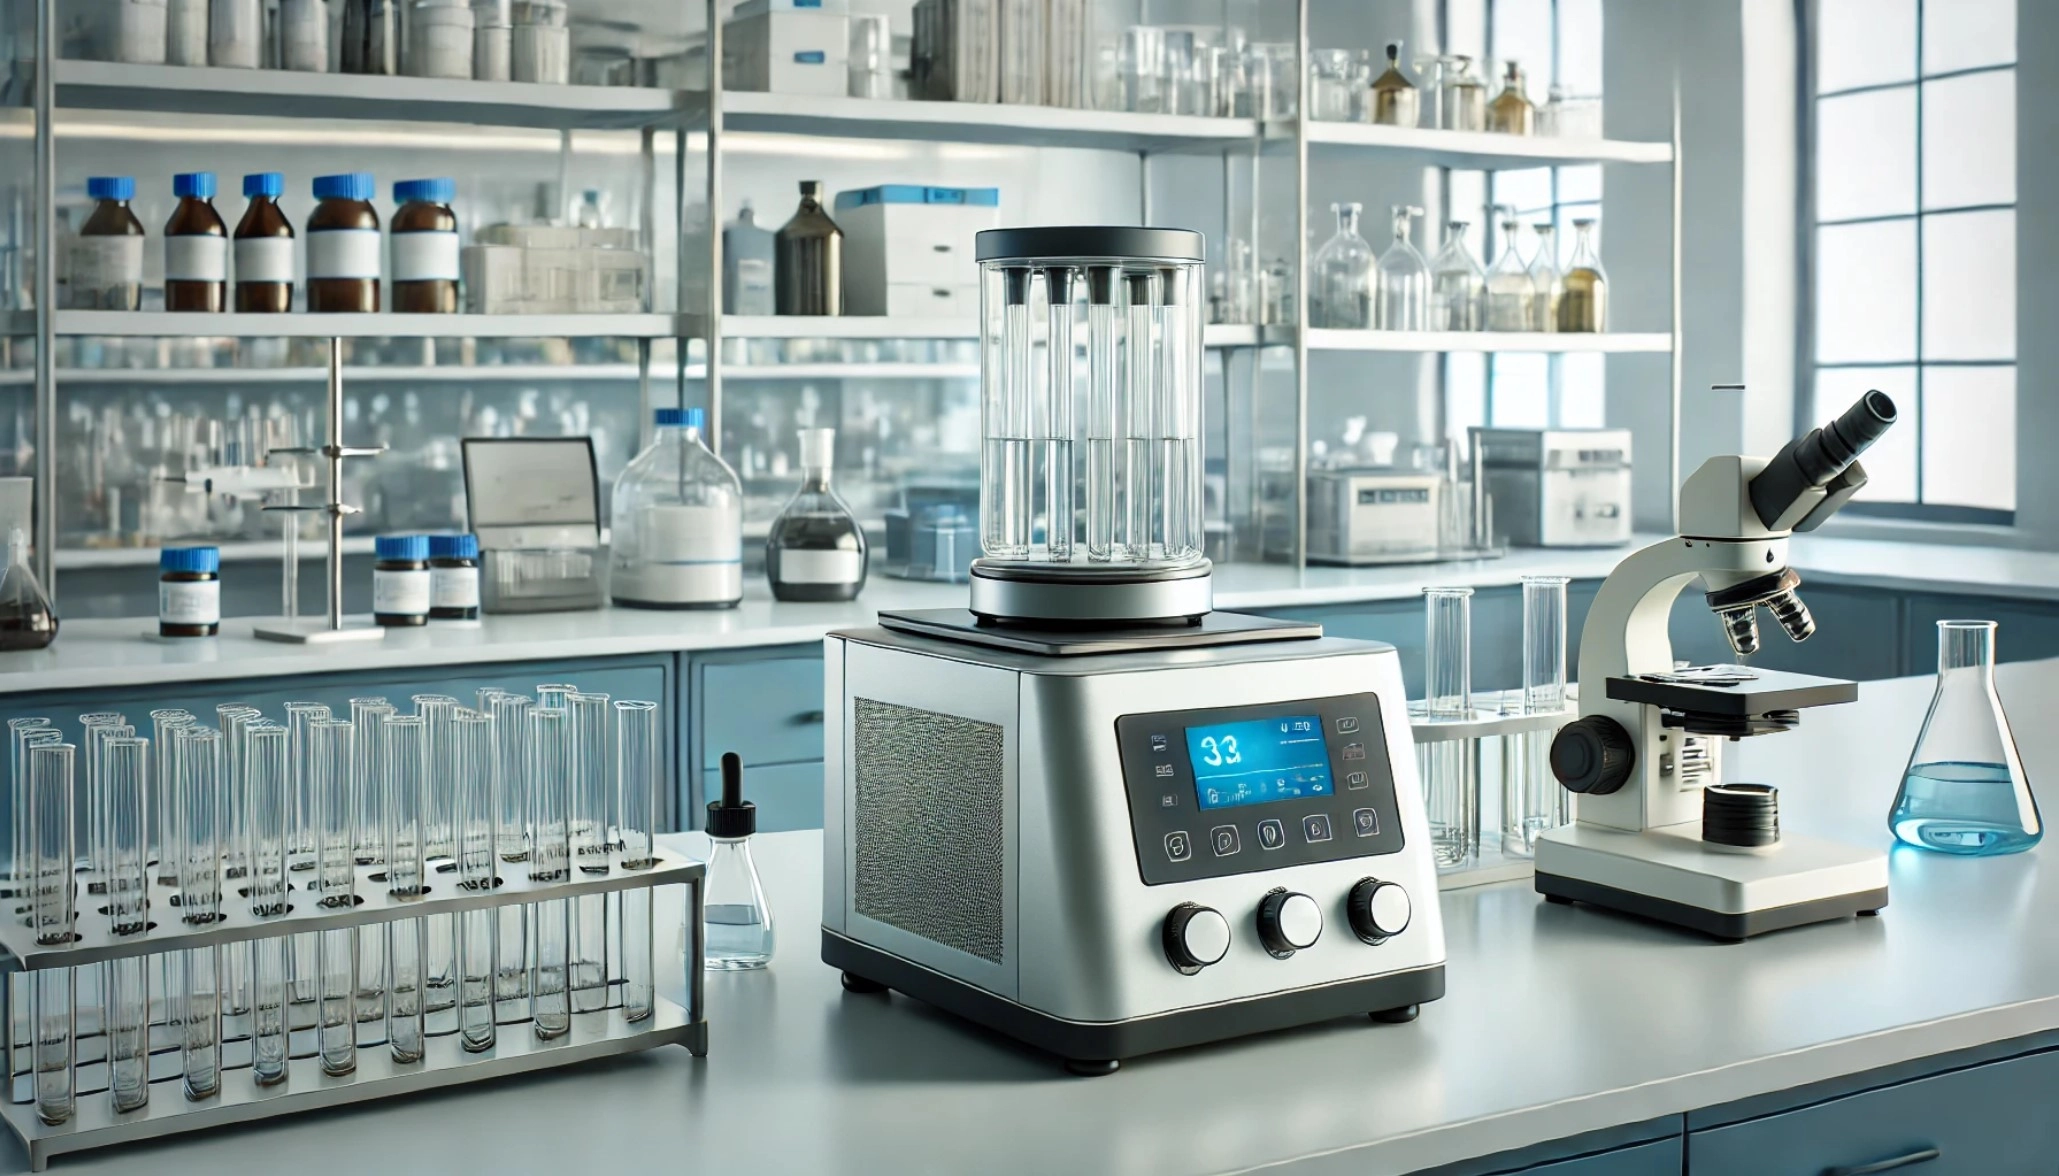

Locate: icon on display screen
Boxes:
[1186,714,1335,811]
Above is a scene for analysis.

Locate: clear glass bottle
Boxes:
[1430,220,1486,331]
[704,753,773,971]
[1375,205,1429,331]
[0,529,58,651]
[766,428,868,602]
[1311,202,1376,329]
[610,407,744,609]
[1444,55,1486,130]
[1888,620,2042,856]
[63,176,145,310]
[1558,218,1609,333]
[1485,215,1536,332]
[1526,222,1562,333]
[1368,41,1418,127]
[774,180,842,316]
[1309,48,1352,121]
[1487,60,1534,134]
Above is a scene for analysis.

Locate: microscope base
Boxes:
[1534,822,1888,941]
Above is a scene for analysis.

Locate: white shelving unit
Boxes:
[721,89,1258,153]
[29,362,979,385]
[1302,329,1674,354]
[1277,119,1674,167]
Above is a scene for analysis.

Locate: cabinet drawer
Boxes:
[699,653,826,768]
[702,760,824,832]
[1689,1050,2059,1175]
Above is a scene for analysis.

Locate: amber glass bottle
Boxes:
[390,178,459,314]
[64,176,146,310]
[164,172,227,311]
[234,172,295,313]
[307,172,381,312]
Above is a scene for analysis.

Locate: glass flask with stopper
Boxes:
[1557,217,1609,332]
[1526,223,1562,332]
[1485,214,1536,331]
[1888,620,2042,856]
[765,427,868,602]
[1311,203,1375,329]
[0,529,58,651]
[1430,220,1486,330]
[1375,205,1428,331]
[704,752,774,969]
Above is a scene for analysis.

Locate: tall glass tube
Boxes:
[75,715,126,1055]
[568,692,610,1014]
[413,694,460,1015]
[488,693,533,1005]
[982,266,1032,560]
[312,718,357,1075]
[283,703,329,1025]
[1042,267,1075,562]
[1156,266,1198,564]
[29,744,75,1125]
[1122,270,1158,562]
[215,705,260,1023]
[1420,587,1477,869]
[176,726,224,1101]
[616,700,659,1022]
[535,683,575,710]
[349,699,393,1027]
[245,722,291,1087]
[8,716,52,895]
[149,708,195,884]
[453,709,497,1052]
[528,706,572,1040]
[102,736,151,1112]
[11,724,58,1061]
[381,715,427,1064]
[1505,576,1572,857]
[1085,265,1119,561]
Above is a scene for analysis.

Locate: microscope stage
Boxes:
[1604,668,1858,716]
[1534,822,1888,940]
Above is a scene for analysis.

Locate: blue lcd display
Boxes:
[1186,715,1334,810]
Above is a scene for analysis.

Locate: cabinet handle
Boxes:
[794,709,825,726]
[1824,1147,1940,1176]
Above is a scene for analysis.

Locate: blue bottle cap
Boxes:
[243,172,285,198]
[86,176,135,201]
[313,172,376,203]
[656,407,705,430]
[159,546,220,574]
[375,535,430,561]
[428,533,479,559]
[172,172,216,199]
[393,178,456,206]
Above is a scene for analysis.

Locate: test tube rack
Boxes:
[1412,690,1578,890]
[0,846,706,1171]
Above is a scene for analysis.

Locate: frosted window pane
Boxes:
[1815,89,1916,222]
[1557,0,1604,96]
[1922,70,2015,209]
[1817,0,1915,93]
[1445,353,1488,444]
[1490,354,1550,428]
[1493,168,1553,218]
[1814,367,1917,502]
[1922,209,2014,361]
[1924,0,2014,74]
[1558,353,1606,427]
[1814,221,1917,363]
[1491,0,1555,92]
[1558,165,1602,205]
[1921,365,2015,511]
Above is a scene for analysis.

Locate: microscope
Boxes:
[1533,391,1898,940]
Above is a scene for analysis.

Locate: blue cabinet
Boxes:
[1254,588,1525,698]
[1904,593,2059,670]
[683,644,826,831]
[1523,1138,1682,1175]
[700,760,824,833]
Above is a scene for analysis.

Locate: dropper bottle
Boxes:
[702,751,773,971]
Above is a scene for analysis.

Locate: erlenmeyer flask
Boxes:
[1888,620,2041,856]
[1484,214,1535,331]
[1375,205,1429,331]
[1311,202,1375,329]
[1430,220,1486,330]
[0,529,58,651]
[1526,223,1562,332]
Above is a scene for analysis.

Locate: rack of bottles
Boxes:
[0,686,704,1171]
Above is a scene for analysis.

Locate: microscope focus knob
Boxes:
[1347,878,1412,944]
[1163,903,1232,973]
[1552,716,1636,795]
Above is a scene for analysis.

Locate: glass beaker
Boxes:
[1527,223,1562,333]
[1430,220,1486,331]
[1309,49,1352,121]
[1375,205,1429,331]
[1485,214,1536,331]
[1558,218,1609,332]
[1888,620,2042,855]
[1311,203,1375,329]
[1419,587,1477,869]
[1504,576,1571,857]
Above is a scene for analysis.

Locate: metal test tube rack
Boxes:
[0,847,707,1171]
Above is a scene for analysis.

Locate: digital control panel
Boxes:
[1116,693,1405,886]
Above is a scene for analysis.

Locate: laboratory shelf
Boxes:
[1303,328,1674,353]
[1270,119,1674,167]
[53,59,694,130]
[48,310,691,339]
[44,362,982,385]
[719,314,975,340]
[720,89,1259,152]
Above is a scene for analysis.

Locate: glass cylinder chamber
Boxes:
[972,226,1209,624]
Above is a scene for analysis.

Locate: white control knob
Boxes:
[1257,890,1323,957]
[1162,903,1232,973]
[1348,878,1411,944]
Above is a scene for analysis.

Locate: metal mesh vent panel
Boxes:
[852,697,1004,963]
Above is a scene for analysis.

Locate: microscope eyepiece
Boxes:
[1747,390,1898,530]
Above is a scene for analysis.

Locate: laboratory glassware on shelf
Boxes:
[704,753,773,971]
[1540,87,1604,138]
[1484,215,1536,332]
[1429,221,1486,331]
[1526,223,1562,333]
[1309,48,1353,121]
[1486,60,1535,134]
[0,529,58,651]
[1311,203,1376,330]
[775,180,843,316]
[1558,218,1610,333]
[610,407,744,610]
[1375,205,1429,331]
[1443,55,1487,130]
[1367,41,1419,127]
[766,427,868,602]
[1889,620,2043,856]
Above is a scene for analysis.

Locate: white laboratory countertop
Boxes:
[17,660,2056,1175]
[7,534,2059,694]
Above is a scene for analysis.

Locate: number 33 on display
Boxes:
[1198,735,1242,767]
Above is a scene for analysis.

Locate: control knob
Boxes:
[1551,715,1636,795]
[1347,878,1412,944]
[1256,890,1323,958]
[1162,903,1231,974]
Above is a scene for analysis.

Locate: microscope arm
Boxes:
[1574,534,1789,705]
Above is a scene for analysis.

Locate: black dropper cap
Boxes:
[707,751,756,838]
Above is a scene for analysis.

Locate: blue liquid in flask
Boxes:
[1890,760,2042,856]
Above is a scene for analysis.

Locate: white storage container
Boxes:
[722,8,848,95]
[833,185,1000,317]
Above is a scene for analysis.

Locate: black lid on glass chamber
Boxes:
[975,226,1205,263]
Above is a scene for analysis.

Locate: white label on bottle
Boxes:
[306,228,382,280]
[165,234,228,282]
[392,231,460,282]
[235,236,294,284]
[431,565,480,610]
[372,567,431,616]
[158,579,220,626]
[612,561,742,607]
[63,235,144,299]
[774,549,864,585]
[638,504,742,563]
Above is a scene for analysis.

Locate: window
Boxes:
[1805,0,2016,522]
[1442,0,1607,442]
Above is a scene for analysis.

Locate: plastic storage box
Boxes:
[723,5,849,95]
[834,185,999,317]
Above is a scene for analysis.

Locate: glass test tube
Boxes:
[616,700,659,1023]
[1421,587,1478,870]
[29,744,75,1125]
[475,687,507,713]
[176,726,224,1101]
[1504,576,1572,858]
[150,709,195,885]
[1158,266,1202,564]
[79,713,125,886]
[312,718,357,1075]
[245,723,292,1087]
[416,694,461,1014]
[535,683,574,711]
[489,694,533,1004]
[382,715,427,1064]
[452,709,497,1052]
[568,692,611,1014]
[215,705,260,1021]
[1123,271,1158,562]
[11,725,59,1063]
[283,703,330,1025]
[982,266,1033,559]
[528,707,572,1040]
[1085,265,1119,561]
[1042,267,1075,562]
[103,736,151,1113]
[8,716,53,895]
[350,700,394,1027]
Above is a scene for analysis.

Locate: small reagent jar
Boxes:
[165,171,227,312]
[391,177,460,313]
[234,171,295,312]
[372,535,431,626]
[308,171,381,312]
[159,546,221,637]
[428,533,481,620]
